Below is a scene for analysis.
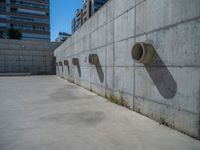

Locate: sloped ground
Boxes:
[0,76,199,150]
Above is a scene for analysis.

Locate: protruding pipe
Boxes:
[89,54,99,65]
[72,58,79,65]
[59,61,63,66]
[132,42,154,64]
[56,62,58,66]
[64,60,69,66]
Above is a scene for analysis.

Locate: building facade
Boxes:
[82,0,92,24]
[72,9,83,33]
[0,0,50,41]
[55,32,71,43]
[75,9,83,30]
[92,0,108,13]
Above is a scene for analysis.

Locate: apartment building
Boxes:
[55,32,71,42]
[72,0,108,33]
[92,0,108,13]
[0,0,50,41]
[82,0,92,24]
[72,9,83,33]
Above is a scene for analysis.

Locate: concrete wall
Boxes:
[0,39,60,75]
[54,0,200,138]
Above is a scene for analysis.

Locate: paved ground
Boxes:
[0,76,200,150]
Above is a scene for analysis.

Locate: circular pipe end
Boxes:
[64,60,69,66]
[59,61,63,66]
[72,58,79,65]
[89,54,99,65]
[132,42,154,64]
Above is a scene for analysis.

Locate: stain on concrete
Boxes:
[49,87,95,101]
[39,111,105,127]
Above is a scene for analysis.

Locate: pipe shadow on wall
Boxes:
[72,58,81,77]
[64,60,70,75]
[59,61,63,77]
[95,60,104,83]
[67,65,70,75]
[132,43,177,99]
[144,51,177,99]
[89,54,104,83]
[77,63,81,78]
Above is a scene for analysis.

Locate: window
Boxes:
[0,6,6,12]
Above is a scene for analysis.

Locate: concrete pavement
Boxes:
[0,76,199,150]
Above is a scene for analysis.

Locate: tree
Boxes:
[8,28,22,39]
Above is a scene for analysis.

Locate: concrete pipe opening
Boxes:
[132,42,154,64]
[72,58,79,65]
[59,61,63,66]
[89,54,99,65]
[64,60,69,66]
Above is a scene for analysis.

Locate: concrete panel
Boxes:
[5,55,19,61]
[145,19,200,66]
[134,96,199,138]
[62,66,68,77]
[113,90,133,109]
[91,25,107,49]
[80,67,91,86]
[115,0,136,18]
[97,5,107,28]
[80,80,91,91]
[46,56,53,62]
[0,43,9,49]
[114,66,134,95]
[106,44,114,67]
[106,67,114,90]
[135,67,200,114]
[22,61,33,66]
[0,67,5,73]
[0,39,59,75]
[79,51,90,67]
[136,0,200,35]
[90,13,98,32]
[33,56,45,62]
[91,83,106,96]
[106,0,115,23]
[76,38,83,53]
[135,0,145,5]
[127,7,135,38]
[82,35,90,52]
[106,21,114,44]
[114,12,128,42]
[114,40,133,67]
[90,66,106,86]
[0,55,4,61]
[95,46,106,66]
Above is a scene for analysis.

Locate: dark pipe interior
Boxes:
[132,44,143,61]
[64,60,68,66]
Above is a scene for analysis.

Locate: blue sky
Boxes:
[50,0,83,41]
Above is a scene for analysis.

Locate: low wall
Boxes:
[0,39,60,75]
[54,0,200,138]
